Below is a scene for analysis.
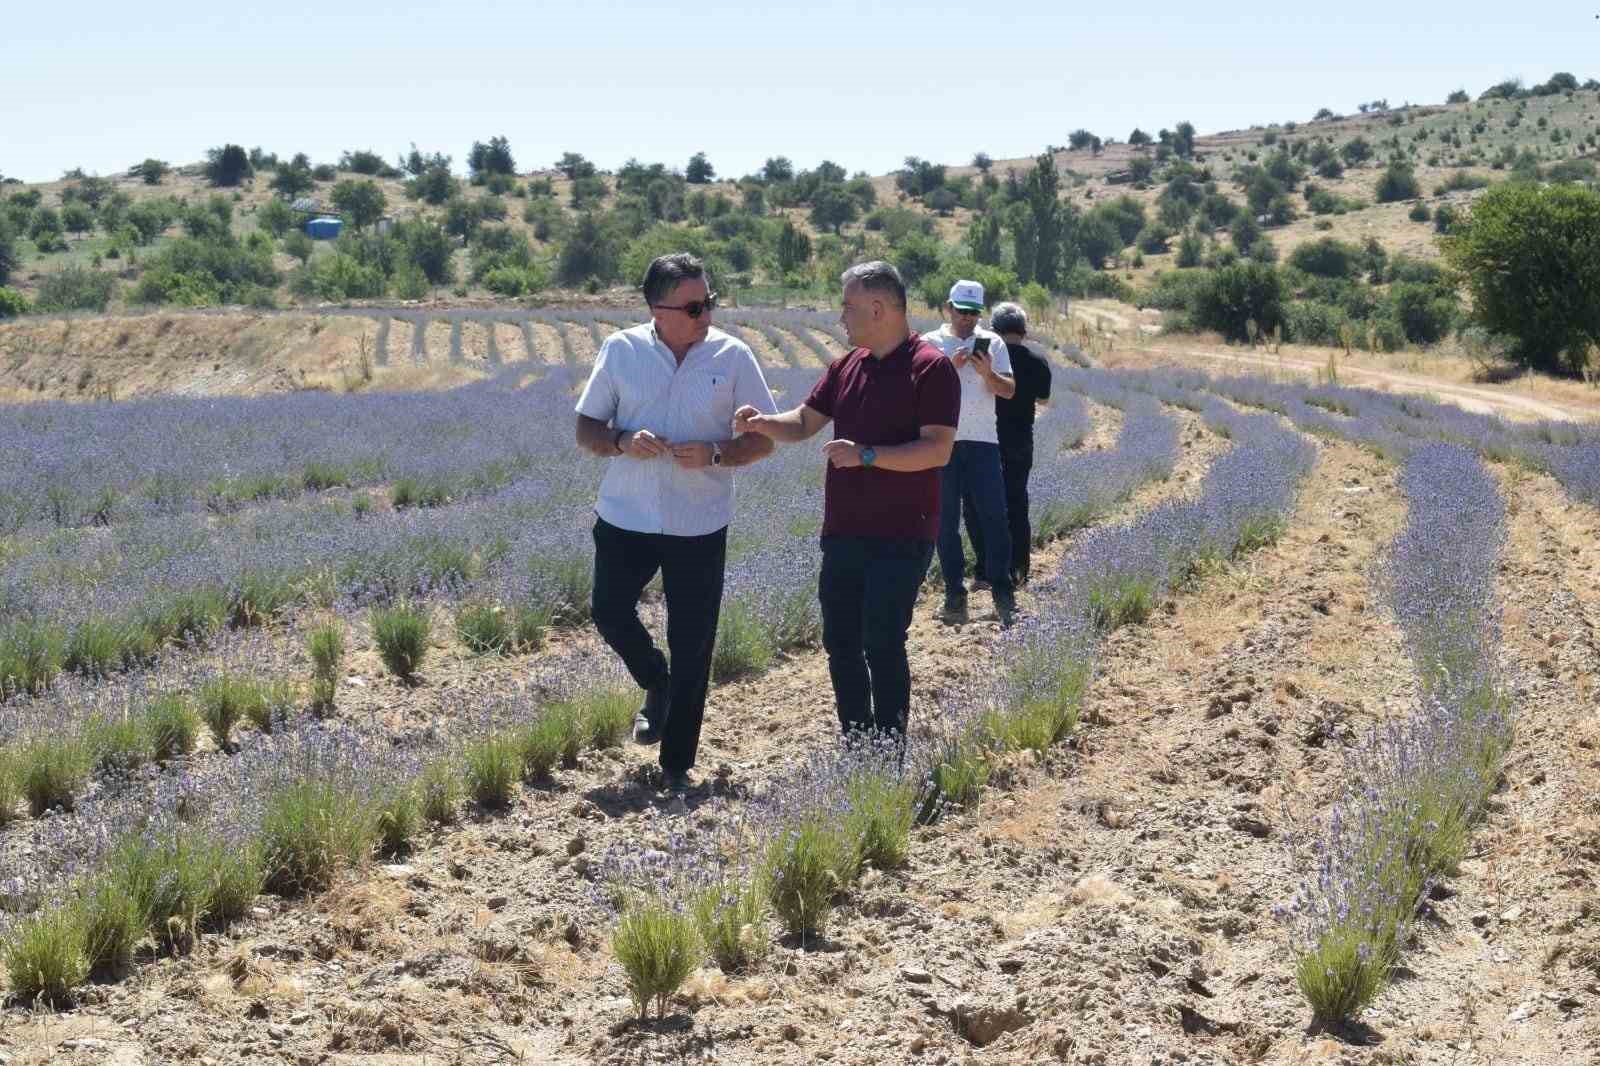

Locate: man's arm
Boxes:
[735,403,831,443]
[821,424,955,472]
[577,414,670,459]
[977,337,1016,399]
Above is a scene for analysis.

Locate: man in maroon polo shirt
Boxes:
[735,261,959,738]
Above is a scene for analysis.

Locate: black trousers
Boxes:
[965,433,1035,584]
[818,535,934,738]
[590,517,727,775]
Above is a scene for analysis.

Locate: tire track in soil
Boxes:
[1341,468,1600,1066]
[798,434,1415,1066]
[10,402,1225,1066]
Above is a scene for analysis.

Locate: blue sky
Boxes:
[5,1,1597,183]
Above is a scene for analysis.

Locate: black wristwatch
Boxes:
[711,443,724,467]
[613,428,627,454]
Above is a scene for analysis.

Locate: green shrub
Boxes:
[765,817,852,941]
[1375,160,1421,203]
[259,777,376,895]
[463,732,522,809]
[34,266,117,312]
[917,731,993,823]
[1284,300,1349,345]
[371,601,431,680]
[578,688,636,749]
[843,760,918,871]
[0,286,28,319]
[18,732,91,814]
[455,603,512,655]
[63,616,125,677]
[141,693,199,762]
[1192,262,1285,342]
[374,782,421,857]
[692,870,771,973]
[1408,202,1431,223]
[0,750,22,826]
[611,891,703,1020]
[84,712,152,774]
[418,756,463,824]
[204,144,252,187]
[1387,282,1458,344]
[0,619,67,698]
[711,603,773,680]
[1442,181,1600,372]
[1288,238,1362,279]
[307,620,345,713]
[131,236,279,307]
[2,902,89,1003]
[81,877,142,975]
[196,674,250,748]
[256,197,294,237]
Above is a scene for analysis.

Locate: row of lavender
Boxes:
[0,365,1113,1001]
[1133,367,1523,1023]
[0,308,857,537]
[1189,370,1600,504]
[1279,444,1510,1022]
[600,369,1322,1017]
[0,366,1093,813]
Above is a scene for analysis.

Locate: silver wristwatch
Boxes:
[711,443,724,467]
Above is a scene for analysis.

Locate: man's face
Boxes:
[948,302,980,339]
[650,276,712,351]
[840,281,877,347]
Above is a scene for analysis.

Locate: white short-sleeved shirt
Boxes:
[921,324,1013,445]
[575,323,778,537]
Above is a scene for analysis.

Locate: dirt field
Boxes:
[2,370,1596,1065]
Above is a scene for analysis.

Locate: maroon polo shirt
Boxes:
[804,332,960,541]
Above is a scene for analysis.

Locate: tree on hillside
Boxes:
[776,220,812,276]
[401,144,451,177]
[557,212,620,285]
[556,152,598,181]
[204,144,252,187]
[1340,137,1374,166]
[468,136,516,182]
[0,221,19,286]
[1023,152,1069,289]
[810,184,858,234]
[135,158,169,185]
[272,155,315,200]
[1443,182,1600,374]
[1375,159,1420,203]
[340,149,394,176]
[1128,128,1152,146]
[969,210,1002,265]
[331,180,387,231]
[761,157,794,184]
[686,152,716,184]
[972,152,993,172]
[1068,129,1095,150]
[1173,121,1197,159]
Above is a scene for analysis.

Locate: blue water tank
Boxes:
[305,217,343,240]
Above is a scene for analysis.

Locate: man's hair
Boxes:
[840,260,907,311]
[642,252,709,306]
[990,301,1028,337]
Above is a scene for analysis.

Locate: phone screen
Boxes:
[974,337,991,355]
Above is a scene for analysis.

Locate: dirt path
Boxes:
[0,401,1232,1066]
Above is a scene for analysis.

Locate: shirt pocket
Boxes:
[695,371,737,423]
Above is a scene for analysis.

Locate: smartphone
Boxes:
[973,336,991,357]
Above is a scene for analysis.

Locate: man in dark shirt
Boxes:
[965,301,1052,588]
[735,261,959,739]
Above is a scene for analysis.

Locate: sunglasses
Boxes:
[951,306,981,317]
[654,291,719,319]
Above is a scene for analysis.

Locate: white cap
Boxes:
[948,279,985,312]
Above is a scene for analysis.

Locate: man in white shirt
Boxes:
[920,279,1018,626]
[574,253,778,792]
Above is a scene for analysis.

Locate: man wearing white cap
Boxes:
[921,279,1018,625]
